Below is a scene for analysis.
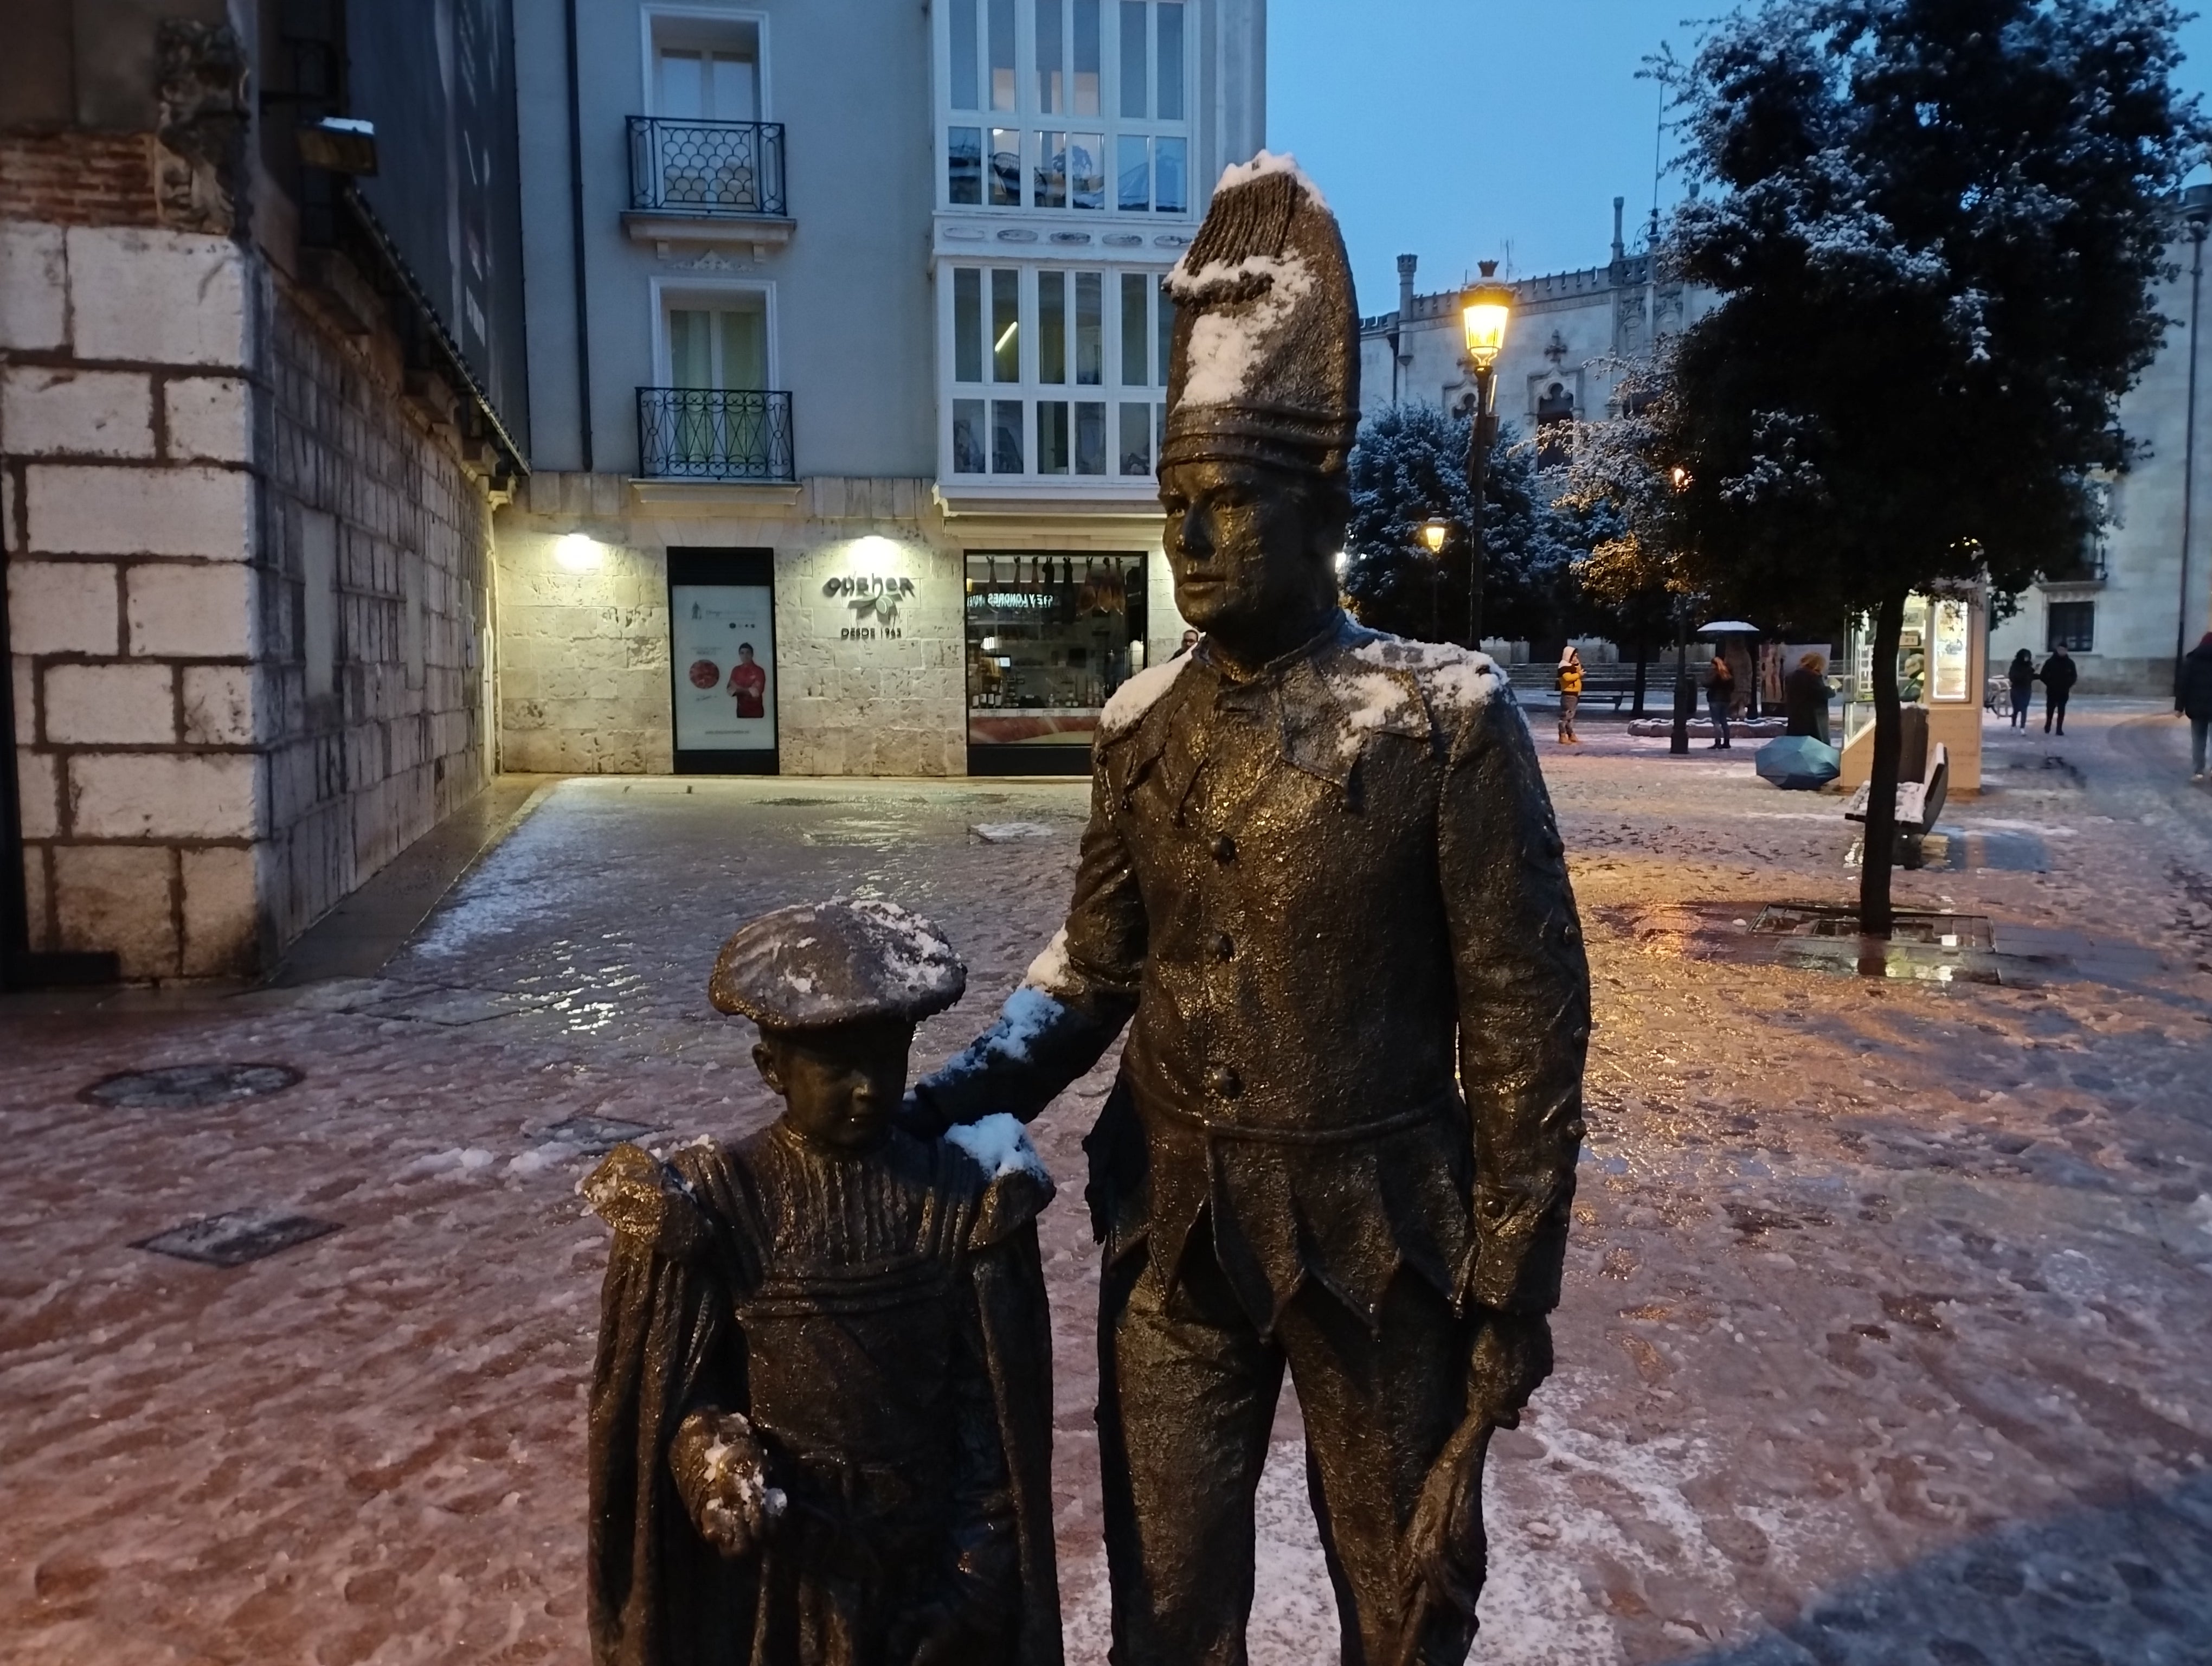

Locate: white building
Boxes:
[501,0,1262,777]
[1357,199,1714,451]
[1989,187,2212,695]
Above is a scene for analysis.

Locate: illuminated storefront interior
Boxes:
[964,550,1149,773]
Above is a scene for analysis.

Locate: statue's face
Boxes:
[753,1018,914,1152]
[1160,459,1329,633]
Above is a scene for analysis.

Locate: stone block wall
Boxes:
[4,223,496,978]
[3,222,265,977]
[776,529,966,778]
[496,475,673,774]
[257,280,493,947]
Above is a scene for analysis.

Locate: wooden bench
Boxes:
[1843,741,1949,864]
[1506,661,1655,710]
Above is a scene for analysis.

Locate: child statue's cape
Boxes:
[583,1126,1064,1666]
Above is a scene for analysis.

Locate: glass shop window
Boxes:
[965,551,1150,761]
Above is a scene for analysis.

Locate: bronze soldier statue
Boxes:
[909,155,1590,1665]
[585,899,1063,1666]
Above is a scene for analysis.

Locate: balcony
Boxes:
[623,117,795,254]
[637,388,795,483]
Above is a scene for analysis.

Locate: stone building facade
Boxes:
[1358,198,1715,452]
[501,0,1256,778]
[2,3,523,985]
[1988,188,2212,695]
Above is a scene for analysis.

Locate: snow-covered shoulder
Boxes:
[1213,149,1328,211]
[943,1112,1052,1184]
[1098,654,1189,741]
[1348,634,1506,716]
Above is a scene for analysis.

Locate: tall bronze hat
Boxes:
[1161,153,1360,478]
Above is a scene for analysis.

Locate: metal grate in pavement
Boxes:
[132,1210,340,1267]
[82,1063,303,1110]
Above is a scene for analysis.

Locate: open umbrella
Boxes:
[1696,620,1759,635]
[1756,734,1841,790]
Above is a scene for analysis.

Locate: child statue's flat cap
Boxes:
[709,899,967,1028]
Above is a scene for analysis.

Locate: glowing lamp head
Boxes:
[555,533,605,572]
[1461,260,1512,372]
[1419,519,1449,555]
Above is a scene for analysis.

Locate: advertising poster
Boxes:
[670,584,776,754]
[1931,599,1971,702]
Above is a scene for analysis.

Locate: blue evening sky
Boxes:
[1267,1,2212,316]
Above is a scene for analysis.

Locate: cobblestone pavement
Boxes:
[4,699,2210,1665]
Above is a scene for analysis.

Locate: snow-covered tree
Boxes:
[1660,0,2204,933]
[1548,350,1699,710]
[1342,403,1574,645]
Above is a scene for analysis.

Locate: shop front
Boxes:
[492,477,1185,780]
[963,550,1150,776]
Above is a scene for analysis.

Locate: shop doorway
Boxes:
[965,550,1148,775]
[668,547,779,774]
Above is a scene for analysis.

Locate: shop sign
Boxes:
[825,574,917,640]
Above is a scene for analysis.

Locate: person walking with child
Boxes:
[1557,645,1584,745]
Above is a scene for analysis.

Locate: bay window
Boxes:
[945,263,1172,483]
[942,0,1189,215]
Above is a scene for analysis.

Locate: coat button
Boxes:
[1214,932,1234,960]
[1212,834,1237,862]
[1207,1065,1241,1098]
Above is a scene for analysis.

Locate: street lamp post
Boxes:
[1420,518,1449,643]
[1666,465,1694,756]
[1460,263,1513,651]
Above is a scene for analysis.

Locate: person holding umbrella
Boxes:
[1705,650,1735,748]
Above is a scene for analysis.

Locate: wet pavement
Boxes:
[3,699,2210,1664]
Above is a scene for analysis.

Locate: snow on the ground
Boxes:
[4,709,2211,1663]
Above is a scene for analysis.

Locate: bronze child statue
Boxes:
[583,899,1063,1666]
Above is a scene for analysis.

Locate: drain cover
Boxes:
[133,1209,339,1267]
[1752,906,1994,949]
[539,1114,664,1154]
[82,1063,303,1109]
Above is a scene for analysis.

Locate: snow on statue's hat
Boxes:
[709,899,967,1029]
[1161,152,1359,478]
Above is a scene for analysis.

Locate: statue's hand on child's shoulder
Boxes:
[670,1408,787,1559]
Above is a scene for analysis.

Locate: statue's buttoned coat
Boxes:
[921,615,1590,1333]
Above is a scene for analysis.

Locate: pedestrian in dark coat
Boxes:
[2039,646,2079,735]
[2178,631,2212,781]
[1783,653,1831,744]
[1705,653,1735,748]
[2007,649,2036,730]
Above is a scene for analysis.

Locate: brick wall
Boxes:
[0,133,161,228]
[4,218,496,978]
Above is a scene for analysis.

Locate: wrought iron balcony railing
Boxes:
[628,117,788,216]
[637,388,795,481]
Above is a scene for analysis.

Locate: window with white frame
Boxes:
[648,13,762,118]
[946,264,1173,481]
[941,0,1188,214]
